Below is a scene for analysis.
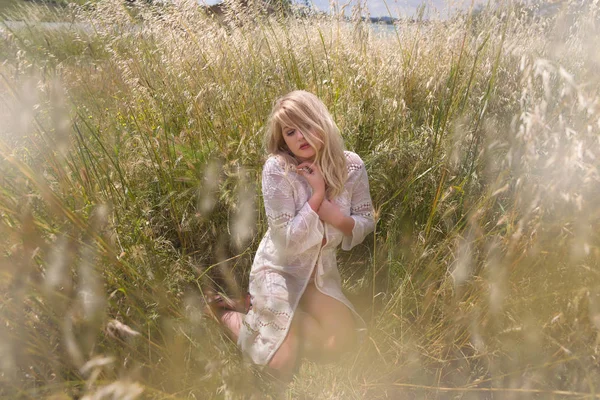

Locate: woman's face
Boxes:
[282,126,318,161]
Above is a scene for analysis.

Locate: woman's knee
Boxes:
[267,327,300,381]
[322,328,357,359]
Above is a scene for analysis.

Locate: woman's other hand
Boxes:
[318,198,355,236]
[317,198,338,224]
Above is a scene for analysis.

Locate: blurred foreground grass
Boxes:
[1,0,600,398]
[0,0,18,14]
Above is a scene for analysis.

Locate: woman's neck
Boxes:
[296,155,316,163]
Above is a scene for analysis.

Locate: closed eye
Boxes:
[285,129,296,137]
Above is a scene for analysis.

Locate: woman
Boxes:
[214,90,375,382]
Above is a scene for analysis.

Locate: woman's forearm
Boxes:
[333,213,355,236]
[317,198,355,236]
[308,191,325,212]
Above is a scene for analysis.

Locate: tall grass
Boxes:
[1,0,600,397]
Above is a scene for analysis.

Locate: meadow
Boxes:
[1,0,600,398]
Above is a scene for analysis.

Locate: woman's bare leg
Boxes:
[269,281,358,379]
[208,293,249,340]
[299,282,357,362]
[217,307,324,382]
[293,309,327,360]
[267,309,324,382]
[218,310,243,340]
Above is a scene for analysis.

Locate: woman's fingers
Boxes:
[297,162,316,173]
[297,162,325,193]
[297,162,319,170]
[297,162,322,176]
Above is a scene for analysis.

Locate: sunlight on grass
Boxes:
[1,0,600,398]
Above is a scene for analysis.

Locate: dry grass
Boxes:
[1,0,600,398]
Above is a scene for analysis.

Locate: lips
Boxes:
[300,144,310,150]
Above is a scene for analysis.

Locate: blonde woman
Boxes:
[213,90,375,382]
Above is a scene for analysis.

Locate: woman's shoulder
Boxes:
[343,150,365,173]
[264,154,297,176]
[263,154,285,171]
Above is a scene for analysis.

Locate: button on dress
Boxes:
[237,151,375,365]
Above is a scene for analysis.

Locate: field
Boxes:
[1,0,600,398]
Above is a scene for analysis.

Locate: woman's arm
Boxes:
[262,157,325,256]
[316,153,374,247]
[308,191,325,213]
[317,199,355,236]
[297,161,326,213]
[340,154,375,250]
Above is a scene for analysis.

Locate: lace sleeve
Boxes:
[342,154,375,251]
[262,157,324,256]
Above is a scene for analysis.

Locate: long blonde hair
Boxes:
[265,90,347,199]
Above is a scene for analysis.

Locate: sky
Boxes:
[306,0,478,18]
[199,0,485,18]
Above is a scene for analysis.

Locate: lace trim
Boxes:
[243,318,287,332]
[259,306,291,319]
[242,319,258,334]
[242,305,292,340]
[344,151,364,173]
[347,163,362,172]
[352,202,373,216]
[267,213,293,224]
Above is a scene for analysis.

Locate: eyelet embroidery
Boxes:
[352,202,373,216]
[242,305,291,340]
[268,212,294,226]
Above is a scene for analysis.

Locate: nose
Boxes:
[297,130,304,139]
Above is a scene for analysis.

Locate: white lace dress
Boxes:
[237,150,375,366]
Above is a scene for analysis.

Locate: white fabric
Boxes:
[237,151,375,365]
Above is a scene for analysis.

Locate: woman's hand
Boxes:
[297,162,325,195]
[297,162,326,212]
[318,198,355,236]
[317,198,338,224]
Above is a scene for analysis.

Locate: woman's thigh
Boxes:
[299,282,356,355]
[267,308,323,380]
